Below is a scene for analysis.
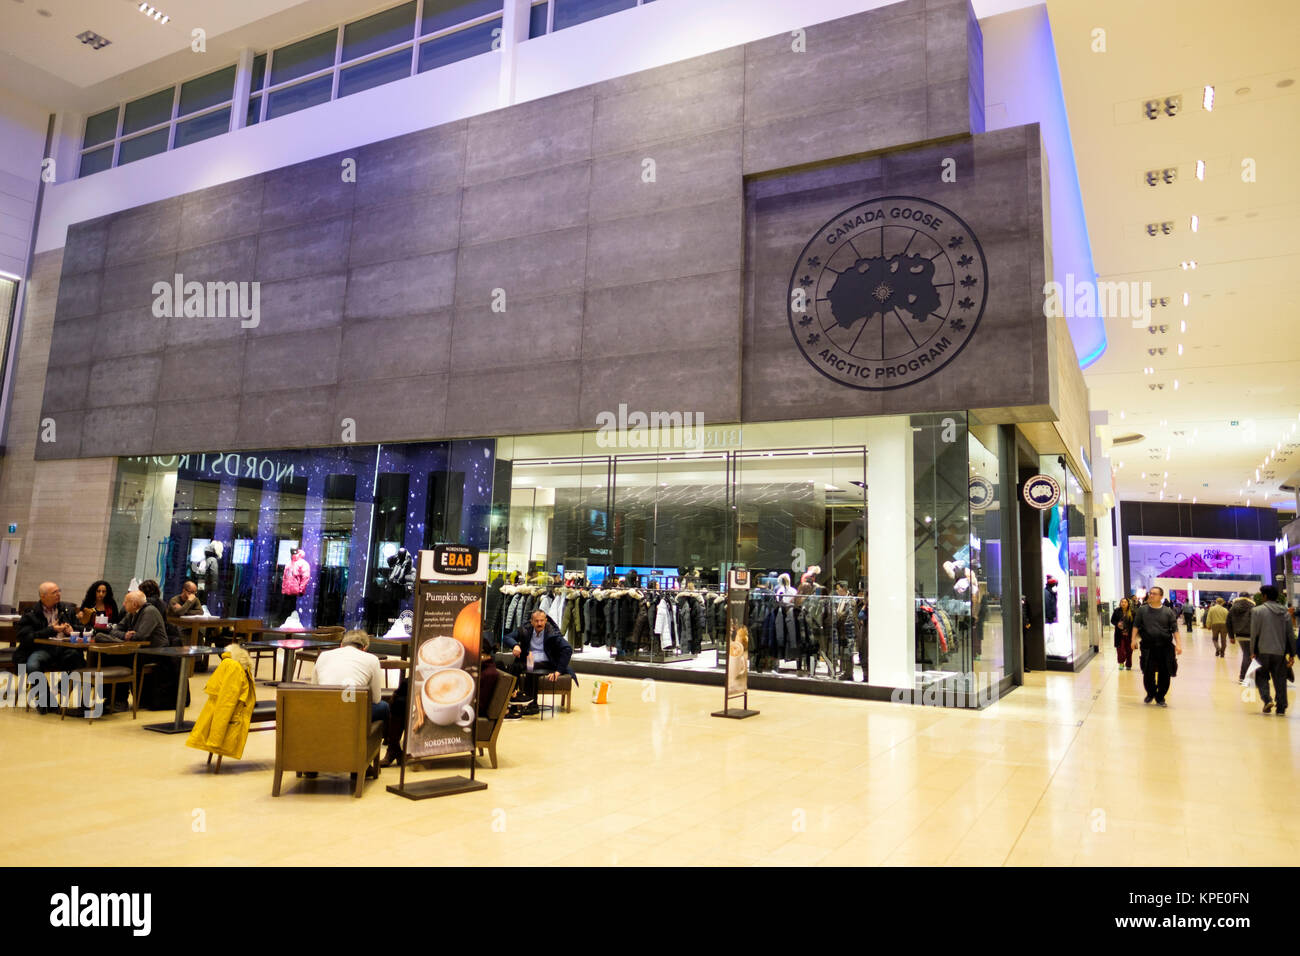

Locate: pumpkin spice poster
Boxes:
[405,588,483,760]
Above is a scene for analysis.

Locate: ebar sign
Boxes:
[787,196,988,390]
[1022,475,1061,510]
[421,545,485,582]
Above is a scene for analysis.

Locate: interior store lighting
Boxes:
[138,2,169,22]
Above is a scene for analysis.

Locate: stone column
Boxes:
[864,415,915,690]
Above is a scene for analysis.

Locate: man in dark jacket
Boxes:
[1226,592,1257,682]
[1250,585,1297,715]
[503,609,575,717]
[1134,585,1181,706]
[16,582,83,712]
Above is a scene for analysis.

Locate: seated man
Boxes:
[503,609,576,717]
[168,581,204,618]
[16,582,83,713]
[112,590,170,647]
[311,630,394,772]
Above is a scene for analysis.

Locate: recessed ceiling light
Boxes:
[1178,343,1183,355]
[36,6,50,15]
[1190,215,1199,232]
[1278,78,1295,88]
[1182,292,1189,306]
[1195,159,1206,180]
[1180,261,1197,270]
[138,3,169,23]
[1202,85,1215,111]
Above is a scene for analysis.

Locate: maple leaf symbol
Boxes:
[960,274,977,288]
[957,254,973,267]
[957,296,975,310]
[950,317,967,332]
[806,333,821,345]
[798,315,813,327]
[948,236,964,249]
[799,275,814,288]
[806,256,821,268]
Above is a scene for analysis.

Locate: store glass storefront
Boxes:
[1034,455,1094,666]
[105,412,1017,701]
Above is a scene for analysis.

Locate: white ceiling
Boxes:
[1048,0,1300,509]
[0,0,394,110]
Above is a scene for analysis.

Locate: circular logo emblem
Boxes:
[969,476,995,511]
[1022,474,1061,510]
[787,196,987,390]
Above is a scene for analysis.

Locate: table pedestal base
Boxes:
[143,720,195,734]
[711,708,760,719]
[387,777,488,800]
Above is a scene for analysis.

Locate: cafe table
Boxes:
[243,632,340,685]
[138,645,226,734]
[170,616,241,647]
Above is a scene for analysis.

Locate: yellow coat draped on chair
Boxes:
[186,646,256,759]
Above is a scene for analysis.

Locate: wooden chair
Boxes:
[272,683,383,798]
[292,625,345,681]
[476,673,516,769]
[61,647,140,723]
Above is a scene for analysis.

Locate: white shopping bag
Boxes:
[1245,658,1261,682]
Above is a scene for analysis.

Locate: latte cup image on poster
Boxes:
[406,592,482,760]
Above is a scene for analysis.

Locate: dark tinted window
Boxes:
[421,0,502,35]
[252,53,268,91]
[343,2,416,61]
[339,48,412,97]
[266,75,334,119]
[178,65,236,116]
[174,107,231,148]
[246,95,263,127]
[553,0,635,31]
[117,127,171,165]
[83,108,119,148]
[418,19,499,72]
[122,88,174,135]
[528,1,549,37]
[79,145,114,177]
[270,30,338,86]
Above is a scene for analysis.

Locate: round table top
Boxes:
[245,637,339,649]
[139,645,225,657]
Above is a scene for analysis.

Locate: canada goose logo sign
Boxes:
[1022,475,1061,510]
[787,196,988,390]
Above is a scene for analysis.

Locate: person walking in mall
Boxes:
[1250,585,1297,715]
[1205,597,1229,657]
[1111,596,1134,670]
[1226,591,1257,682]
[1133,585,1181,706]
[1181,600,1195,633]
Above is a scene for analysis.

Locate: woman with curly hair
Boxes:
[76,579,119,629]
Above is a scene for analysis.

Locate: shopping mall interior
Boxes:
[0,0,1296,879]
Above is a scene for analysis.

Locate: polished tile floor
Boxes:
[1,627,1292,866]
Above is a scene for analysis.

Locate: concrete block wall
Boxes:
[33,0,1001,461]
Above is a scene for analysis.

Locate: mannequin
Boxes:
[775,572,797,605]
[192,542,222,611]
[280,547,311,624]
[387,547,415,596]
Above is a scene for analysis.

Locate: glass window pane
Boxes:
[122,88,174,135]
[117,127,170,165]
[343,1,416,61]
[252,53,268,91]
[178,65,235,116]
[338,48,413,97]
[417,18,499,73]
[83,108,119,148]
[270,30,338,86]
[78,145,113,177]
[421,0,502,35]
[553,0,635,31]
[528,2,548,37]
[246,95,262,127]
[174,107,230,148]
[266,75,333,119]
